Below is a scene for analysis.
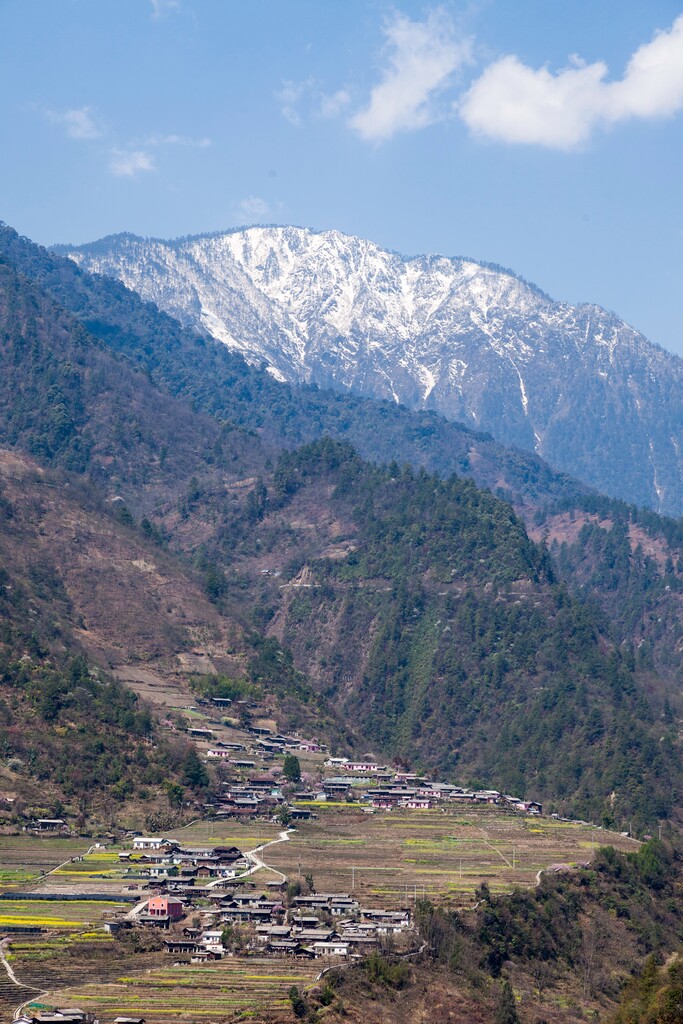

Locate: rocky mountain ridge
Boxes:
[60,225,683,515]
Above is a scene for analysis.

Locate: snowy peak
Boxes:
[61,226,683,515]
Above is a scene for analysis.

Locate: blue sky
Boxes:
[2,0,683,355]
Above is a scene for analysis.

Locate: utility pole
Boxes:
[351,865,355,891]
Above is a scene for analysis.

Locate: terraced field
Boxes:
[265,804,640,906]
[45,956,321,1022]
[162,820,283,847]
[4,937,165,1022]
[0,897,127,930]
[0,836,92,889]
[0,811,641,1022]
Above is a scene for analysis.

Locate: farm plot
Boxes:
[265,805,639,906]
[45,955,321,1022]
[0,897,128,930]
[6,936,165,1020]
[162,819,283,848]
[0,835,93,889]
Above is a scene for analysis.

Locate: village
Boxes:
[4,692,628,1024]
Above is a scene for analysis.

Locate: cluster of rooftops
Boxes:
[318,762,542,815]
[199,739,543,820]
[15,1009,143,1024]
[119,839,247,886]
[122,882,412,962]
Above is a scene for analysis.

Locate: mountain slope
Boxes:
[0,222,587,513]
[1,235,680,827]
[196,438,681,829]
[59,225,683,515]
[4,224,682,707]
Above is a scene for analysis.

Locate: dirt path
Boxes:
[484,842,513,868]
[30,843,97,890]
[243,829,292,881]
[207,829,293,888]
[0,939,49,1021]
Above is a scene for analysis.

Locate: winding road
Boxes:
[207,828,293,888]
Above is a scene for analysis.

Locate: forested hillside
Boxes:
[197,439,679,830]
[0,224,681,831]
[532,495,683,703]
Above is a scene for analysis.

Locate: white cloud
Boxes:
[150,0,180,16]
[275,79,351,125]
[109,149,156,177]
[275,79,314,126]
[147,133,212,147]
[319,89,351,119]
[349,8,472,143]
[48,106,102,140]
[234,196,271,221]
[459,14,683,149]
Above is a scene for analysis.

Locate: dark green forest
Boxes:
[209,439,679,830]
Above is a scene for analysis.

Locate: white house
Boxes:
[313,940,349,957]
[132,837,178,851]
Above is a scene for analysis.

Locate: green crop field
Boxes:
[0,897,128,929]
[46,955,321,1022]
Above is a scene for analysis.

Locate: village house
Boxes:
[255,923,292,943]
[296,927,337,942]
[191,949,222,962]
[164,938,198,955]
[15,1011,95,1024]
[323,757,388,774]
[145,896,184,922]
[32,818,68,831]
[266,938,307,956]
[200,929,224,950]
[289,913,321,926]
[328,897,360,915]
[360,908,410,933]
[313,939,349,958]
[132,837,179,852]
[322,779,352,797]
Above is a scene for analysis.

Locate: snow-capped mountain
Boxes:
[60,226,683,514]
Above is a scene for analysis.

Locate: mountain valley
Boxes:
[0,221,682,1024]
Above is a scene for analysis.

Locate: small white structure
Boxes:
[132,836,176,851]
[313,940,349,957]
